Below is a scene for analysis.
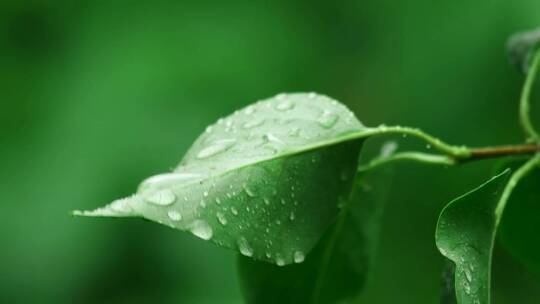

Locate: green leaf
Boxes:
[507,27,540,73]
[237,167,393,304]
[74,93,370,266]
[497,161,540,276]
[435,169,511,304]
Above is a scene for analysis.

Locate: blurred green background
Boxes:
[1,0,540,303]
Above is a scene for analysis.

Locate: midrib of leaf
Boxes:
[178,129,370,188]
[310,174,360,304]
[74,128,371,218]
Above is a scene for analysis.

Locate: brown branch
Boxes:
[465,144,540,162]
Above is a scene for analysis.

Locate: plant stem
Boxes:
[358,152,455,172]
[358,124,540,171]
[467,144,540,161]
[363,125,471,158]
[520,49,540,142]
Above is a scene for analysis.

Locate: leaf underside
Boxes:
[436,169,511,304]
[74,93,371,266]
[238,167,393,304]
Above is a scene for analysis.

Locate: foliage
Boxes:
[70,27,540,304]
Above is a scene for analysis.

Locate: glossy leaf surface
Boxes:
[436,170,511,304]
[74,93,368,265]
[238,167,393,303]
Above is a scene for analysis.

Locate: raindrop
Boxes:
[263,198,270,206]
[244,185,256,197]
[318,110,339,128]
[200,200,207,208]
[216,212,227,225]
[196,139,236,159]
[263,133,284,144]
[144,189,176,206]
[231,207,239,215]
[203,191,209,197]
[141,172,201,189]
[464,268,472,282]
[276,255,286,267]
[167,210,182,221]
[463,281,471,295]
[243,106,255,115]
[190,220,213,240]
[238,237,254,257]
[275,99,295,111]
[243,118,265,129]
[289,212,295,221]
[293,251,305,263]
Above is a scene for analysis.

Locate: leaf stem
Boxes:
[520,49,540,142]
[358,152,455,172]
[358,125,540,171]
[468,144,540,161]
[363,125,471,158]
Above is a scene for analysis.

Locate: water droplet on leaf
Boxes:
[216,212,227,225]
[196,139,236,159]
[238,237,254,257]
[190,220,213,240]
[144,189,176,206]
[318,110,339,128]
[293,251,305,263]
[168,210,182,221]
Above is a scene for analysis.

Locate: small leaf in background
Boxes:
[497,161,540,277]
[237,167,394,304]
[507,27,540,73]
[436,170,511,304]
[74,93,370,266]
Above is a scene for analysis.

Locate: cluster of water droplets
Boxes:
[96,93,365,266]
[134,167,311,266]
[186,92,363,167]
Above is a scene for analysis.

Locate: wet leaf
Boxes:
[74,93,370,266]
[237,167,393,304]
[436,169,511,304]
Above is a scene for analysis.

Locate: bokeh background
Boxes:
[1,0,540,303]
